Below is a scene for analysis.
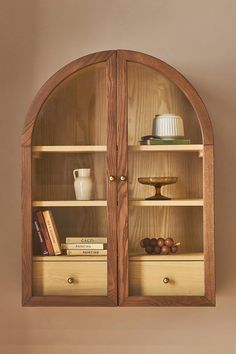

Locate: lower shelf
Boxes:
[129,252,204,261]
[33,252,203,262]
[33,255,107,261]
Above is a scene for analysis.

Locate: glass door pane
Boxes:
[126,61,204,297]
[31,56,117,303]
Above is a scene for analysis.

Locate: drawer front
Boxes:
[33,261,107,296]
[129,261,204,296]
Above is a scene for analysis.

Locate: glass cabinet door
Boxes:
[117,53,206,305]
[27,53,117,305]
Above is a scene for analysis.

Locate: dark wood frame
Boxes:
[22,50,118,306]
[22,50,215,306]
[117,50,215,306]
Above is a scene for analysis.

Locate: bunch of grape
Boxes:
[140,237,180,255]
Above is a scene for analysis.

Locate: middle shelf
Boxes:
[32,199,204,207]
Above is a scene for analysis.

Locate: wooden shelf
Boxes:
[128,144,203,152]
[129,252,204,261]
[33,253,203,262]
[32,200,107,207]
[129,199,203,206]
[33,200,203,207]
[33,255,107,261]
[32,145,203,153]
[32,145,107,153]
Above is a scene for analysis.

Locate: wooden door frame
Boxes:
[22,50,118,306]
[117,50,215,306]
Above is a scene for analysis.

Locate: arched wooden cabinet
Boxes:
[22,50,215,306]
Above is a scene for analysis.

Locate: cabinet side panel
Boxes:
[22,147,32,305]
[203,145,215,304]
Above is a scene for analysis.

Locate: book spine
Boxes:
[66,249,107,256]
[43,211,61,255]
[148,140,190,145]
[61,243,106,250]
[36,211,54,255]
[33,219,49,255]
[66,237,107,244]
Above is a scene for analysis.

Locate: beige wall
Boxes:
[0,0,235,353]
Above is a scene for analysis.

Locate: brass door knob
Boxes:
[163,277,170,284]
[120,175,127,181]
[67,277,74,284]
[109,176,116,182]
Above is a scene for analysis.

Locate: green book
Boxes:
[140,138,191,145]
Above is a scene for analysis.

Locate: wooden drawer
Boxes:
[129,261,204,296]
[33,261,107,296]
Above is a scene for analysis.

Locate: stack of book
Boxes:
[61,237,107,256]
[140,136,190,145]
[33,210,62,256]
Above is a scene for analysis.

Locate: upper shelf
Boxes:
[129,144,203,152]
[32,144,203,153]
[32,146,107,153]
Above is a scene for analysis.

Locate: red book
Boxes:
[36,211,55,255]
[33,219,49,256]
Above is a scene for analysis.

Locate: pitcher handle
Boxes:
[73,169,79,180]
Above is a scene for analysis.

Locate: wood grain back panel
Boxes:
[127,62,202,144]
[128,151,203,200]
[128,206,203,254]
[32,63,107,146]
[32,152,107,201]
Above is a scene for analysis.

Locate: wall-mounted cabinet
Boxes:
[22,50,214,306]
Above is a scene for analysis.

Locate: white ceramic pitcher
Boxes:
[73,168,93,200]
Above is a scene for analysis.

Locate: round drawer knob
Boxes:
[163,277,170,284]
[109,175,116,182]
[67,277,74,284]
[120,175,127,181]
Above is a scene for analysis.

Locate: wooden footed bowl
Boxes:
[138,177,177,200]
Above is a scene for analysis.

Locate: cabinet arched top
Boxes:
[22,49,213,146]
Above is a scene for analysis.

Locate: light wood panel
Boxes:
[32,153,106,201]
[32,63,107,146]
[33,261,107,296]
[129,261,204,296]
[127,62,202,144]
[128,206,203,254]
